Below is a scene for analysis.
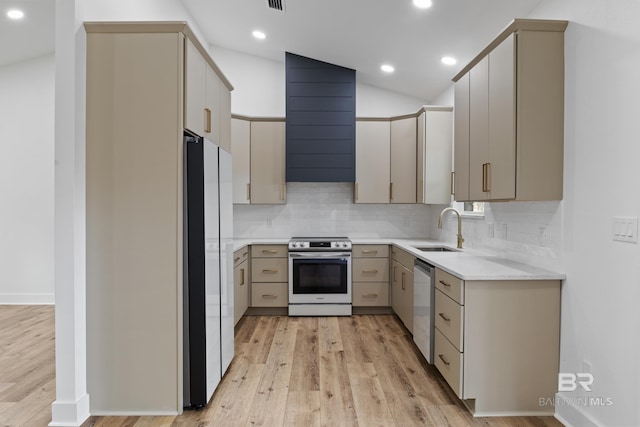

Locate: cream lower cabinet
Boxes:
[352,245,390,306]
[233,248,250,325]
[453,19,567,202]
[433,268,561,416]
[250,245,288,307]
[390,247,415,333]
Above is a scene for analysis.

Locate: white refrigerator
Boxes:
[183,133,234,408]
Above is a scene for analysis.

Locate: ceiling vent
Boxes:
[267,0,285,11]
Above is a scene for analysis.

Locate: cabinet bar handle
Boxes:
[262,249,278,254]
[240,269,245,285]
[481,163,487,192]
[451,171,455,196]
[390,182,394,200]
[262,269,278,274]
[204,108,212,133]
[401,272,405,290]
[438,354,451,366]
[362,249,378,254]
[261,294,277,299]
[438,313,451,322]
[393,266,397,282]
[485,162,491,192]
[439,280,451,288]
[234,256,241,263]
[247,183,251,200]
[242,251,248,256]
[362,269,379,274]
[362,293,378,298]
[355,182,359,201]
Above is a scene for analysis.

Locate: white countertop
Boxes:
[233,237,566,281]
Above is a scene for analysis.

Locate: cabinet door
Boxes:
[205,67,221,143]
[454,75,470,202]
[231,118,251,204]
[184,39,206,137]
[469,56,490,201]
[417,111,426,204]
[355,120,390,203]
[487,33,516,200]
[219,82,232,153]
[390,117,417,204]
[424,110,453,204]
[234,259,249,325]
[250,121,286,204]
[401,267,414,333]
[391,260,403,319]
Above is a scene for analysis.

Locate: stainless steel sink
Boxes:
[413,246,458,252]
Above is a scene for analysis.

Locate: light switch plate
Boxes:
[613,216,638,243]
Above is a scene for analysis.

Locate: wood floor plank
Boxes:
[338,316,372,364]
[289,316,319,392]
[132,416,175,427]
[284,391,321,427]
[347,361,394,426]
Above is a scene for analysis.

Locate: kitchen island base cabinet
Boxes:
[433,270,561,416]
[250,245,288,308]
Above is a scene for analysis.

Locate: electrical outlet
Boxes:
[613,216,638,243]
[538,227,547,246]
[487,223,494,238]
[266,217,272,228]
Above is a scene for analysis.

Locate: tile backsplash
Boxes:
[233,182,433,238]
[234,182,562,271]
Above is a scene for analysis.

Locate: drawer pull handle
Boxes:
[362,269,379,274]
[234,257,241,263]
[438,313,451,322]
[362,250,378,254]
[242,251,248,256]
[262,269,278,274]
[362,293,378,298]
[438,354,451,366]
[439,280,452,288]
[401,272,406,290]
[262,249,278,254]
[261,294,277,299]
[240,269,245,286]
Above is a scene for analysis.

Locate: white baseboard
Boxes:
[49,394,90,426]
[0,293,55,305]
[89,410,179,416]
[554,393,600,427]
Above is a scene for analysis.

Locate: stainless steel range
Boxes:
[288,237,352,316]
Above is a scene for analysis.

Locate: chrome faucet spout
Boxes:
[438,207,464,249]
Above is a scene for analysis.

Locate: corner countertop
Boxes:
[233,237,566,281]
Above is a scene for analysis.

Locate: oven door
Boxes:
[288,252,352,304]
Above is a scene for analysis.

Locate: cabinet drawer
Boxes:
[352,244,389,258]
[251,258,288,282]
[233,247,249,268]
[434,289,464,352]
[391,246,415,270]
[352,258,389,282]
[251,244,288,258]
[251,282,288,307]
[435,268,464,304]
[353,282,389,306]
[434,328,463,399]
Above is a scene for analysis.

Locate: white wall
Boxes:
[431,1,640,425]
[209,45,429,117]
[0,54,55,304]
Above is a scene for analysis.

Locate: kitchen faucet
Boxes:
[438,207,464,249]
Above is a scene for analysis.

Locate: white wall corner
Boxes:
[49,394,90,427]
[554,393,601,427]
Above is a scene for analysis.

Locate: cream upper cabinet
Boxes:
[418,107,453,204]
[250,120,286,204]
[390,117,417,204]
[453,74,470,201]
[355,120,391,203]
[218,75,232,153]
[453,19,567,202]
[231,117,250,204]
[184,39,224,146]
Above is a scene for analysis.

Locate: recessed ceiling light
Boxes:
[413,0,433,9]
[7,9,25,20]
[441,56,457,65]
[252,30,266,40]
[381,64,395,73]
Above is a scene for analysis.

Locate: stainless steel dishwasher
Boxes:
[413,259,435,364]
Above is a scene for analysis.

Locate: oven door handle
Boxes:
[289,252,352,258]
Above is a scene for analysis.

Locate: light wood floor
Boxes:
[0,306,564,427]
